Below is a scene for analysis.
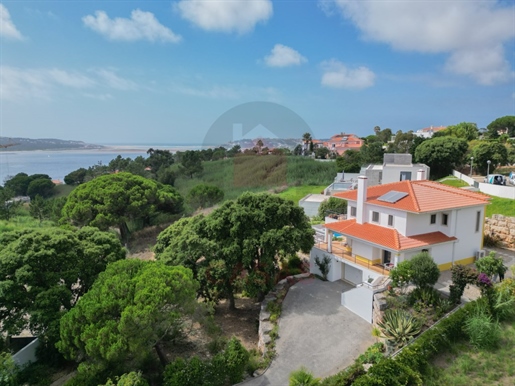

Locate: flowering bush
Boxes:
[477,272,492,287]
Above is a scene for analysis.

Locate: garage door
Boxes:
[343,264,362,285]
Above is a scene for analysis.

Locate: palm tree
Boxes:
[256,139,264,154]
[302,132,312,143]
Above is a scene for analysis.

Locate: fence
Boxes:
[452,170,515,199]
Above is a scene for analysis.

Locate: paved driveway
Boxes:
[244,278,375,386]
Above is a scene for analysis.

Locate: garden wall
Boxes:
[484,214,515,248]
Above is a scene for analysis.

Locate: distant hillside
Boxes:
[0,137,103,151]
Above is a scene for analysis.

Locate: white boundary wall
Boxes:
[12,338,39,366]
[452,170,515,199]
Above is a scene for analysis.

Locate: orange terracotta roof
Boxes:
[333,180,489,213]
[325,219,457,251]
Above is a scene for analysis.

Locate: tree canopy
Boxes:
[318,197,347,218]
[155,192,314,309]
[441,122,479,141]
[186,184,224,210]
[62,172,183,242]
[57,259,198,374]
[0,227,125,344]
[414,136,468,179]
[486,115,515,139]
[471,141,509,174]
[179,150,203,178]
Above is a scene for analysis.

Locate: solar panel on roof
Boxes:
[378,190,408,203]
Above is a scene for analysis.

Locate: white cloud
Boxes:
[92,68,138,90]
[0,4,24,40]
[0,66,137,101]
[264,44,307,67]
[321,60,375,89]
[325,0,515,85]
[83,9,182,43]
[175,0,273,34]
[174,85,241,99]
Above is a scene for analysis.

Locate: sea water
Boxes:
[0,145,198,185]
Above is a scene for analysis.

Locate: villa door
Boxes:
[383,250,392,265]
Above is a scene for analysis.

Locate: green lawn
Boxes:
[438,176,470,188]
[424,320,515,386]
[277,185,327,203]
[53,184,75,198]
[487,196,515,217]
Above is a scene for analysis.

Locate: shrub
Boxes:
[103,372,149,386]
[287,255,303,270]
[164,357,206,386]
[0,352,19,386]
[314,255,331,281]
[224,337,250,384]
[464,304,501,349]
[352,358,422,386]
[289,367,320,386]
[410,252,440,288]
[476,251,506,279]
[187,184,224,210]
[319,363,365,386]
[407,287,441,308]
[317,197,347,218]
[377,309,422,349]
[448,264,477,304]
[389,260,413,291]
[357,343,385,365]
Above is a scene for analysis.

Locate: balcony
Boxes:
[315,240,391,276]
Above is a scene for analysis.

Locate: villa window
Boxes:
[350,206,356,217]
[388,215,394,227]
[475,211,481,232]
[372,211,379,223]
[442,213,449,226]
[430,214,436,224]
[400,171,412,181]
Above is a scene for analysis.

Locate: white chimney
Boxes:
[417,169,426,181]
[356,176,368,224]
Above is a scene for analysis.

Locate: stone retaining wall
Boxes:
[485,214,515,248]
[257,273,311,355]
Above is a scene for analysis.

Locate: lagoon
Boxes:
[0,146,197,185]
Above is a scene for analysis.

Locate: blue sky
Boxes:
[1,0,514,145]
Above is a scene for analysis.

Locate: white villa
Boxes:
[310,170,490,286]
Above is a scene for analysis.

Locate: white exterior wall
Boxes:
[366,204,408,235]
[310,247,341,282]
[341,286,374,323]
[352,241,375,261]
[452,207,484,261]
[382,165,430,184]
[12,338,39,366]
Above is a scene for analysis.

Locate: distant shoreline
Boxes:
[0,144,202,153]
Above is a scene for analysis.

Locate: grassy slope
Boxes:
[438,176,514,217]
[424,320,515,386]
[173,156,336,201]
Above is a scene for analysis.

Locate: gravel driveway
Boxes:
[244,278,375,386]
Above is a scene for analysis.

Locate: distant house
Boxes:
[360,153,430,186]
[311,172,490,285]
[308,133,364,156]
[413,125,446,138]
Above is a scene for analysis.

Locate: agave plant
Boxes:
[377,309,422,349]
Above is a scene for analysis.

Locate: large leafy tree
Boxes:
[62,172,183,242]
[27,177,55,198]
[179,150,203,178]
[471,141,509,174]
[443,122,479,141]
[414,136,468,179]
[57,259,198,374]
[155,192,314,309]
[336,149,363,173]
[0,227,125,344]
[486,115,515,139]
[146,148,174,174]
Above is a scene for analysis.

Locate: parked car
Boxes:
[484,174,506,185]
[509,171,515,185]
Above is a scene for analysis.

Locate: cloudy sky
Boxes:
[1,0,514,144]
